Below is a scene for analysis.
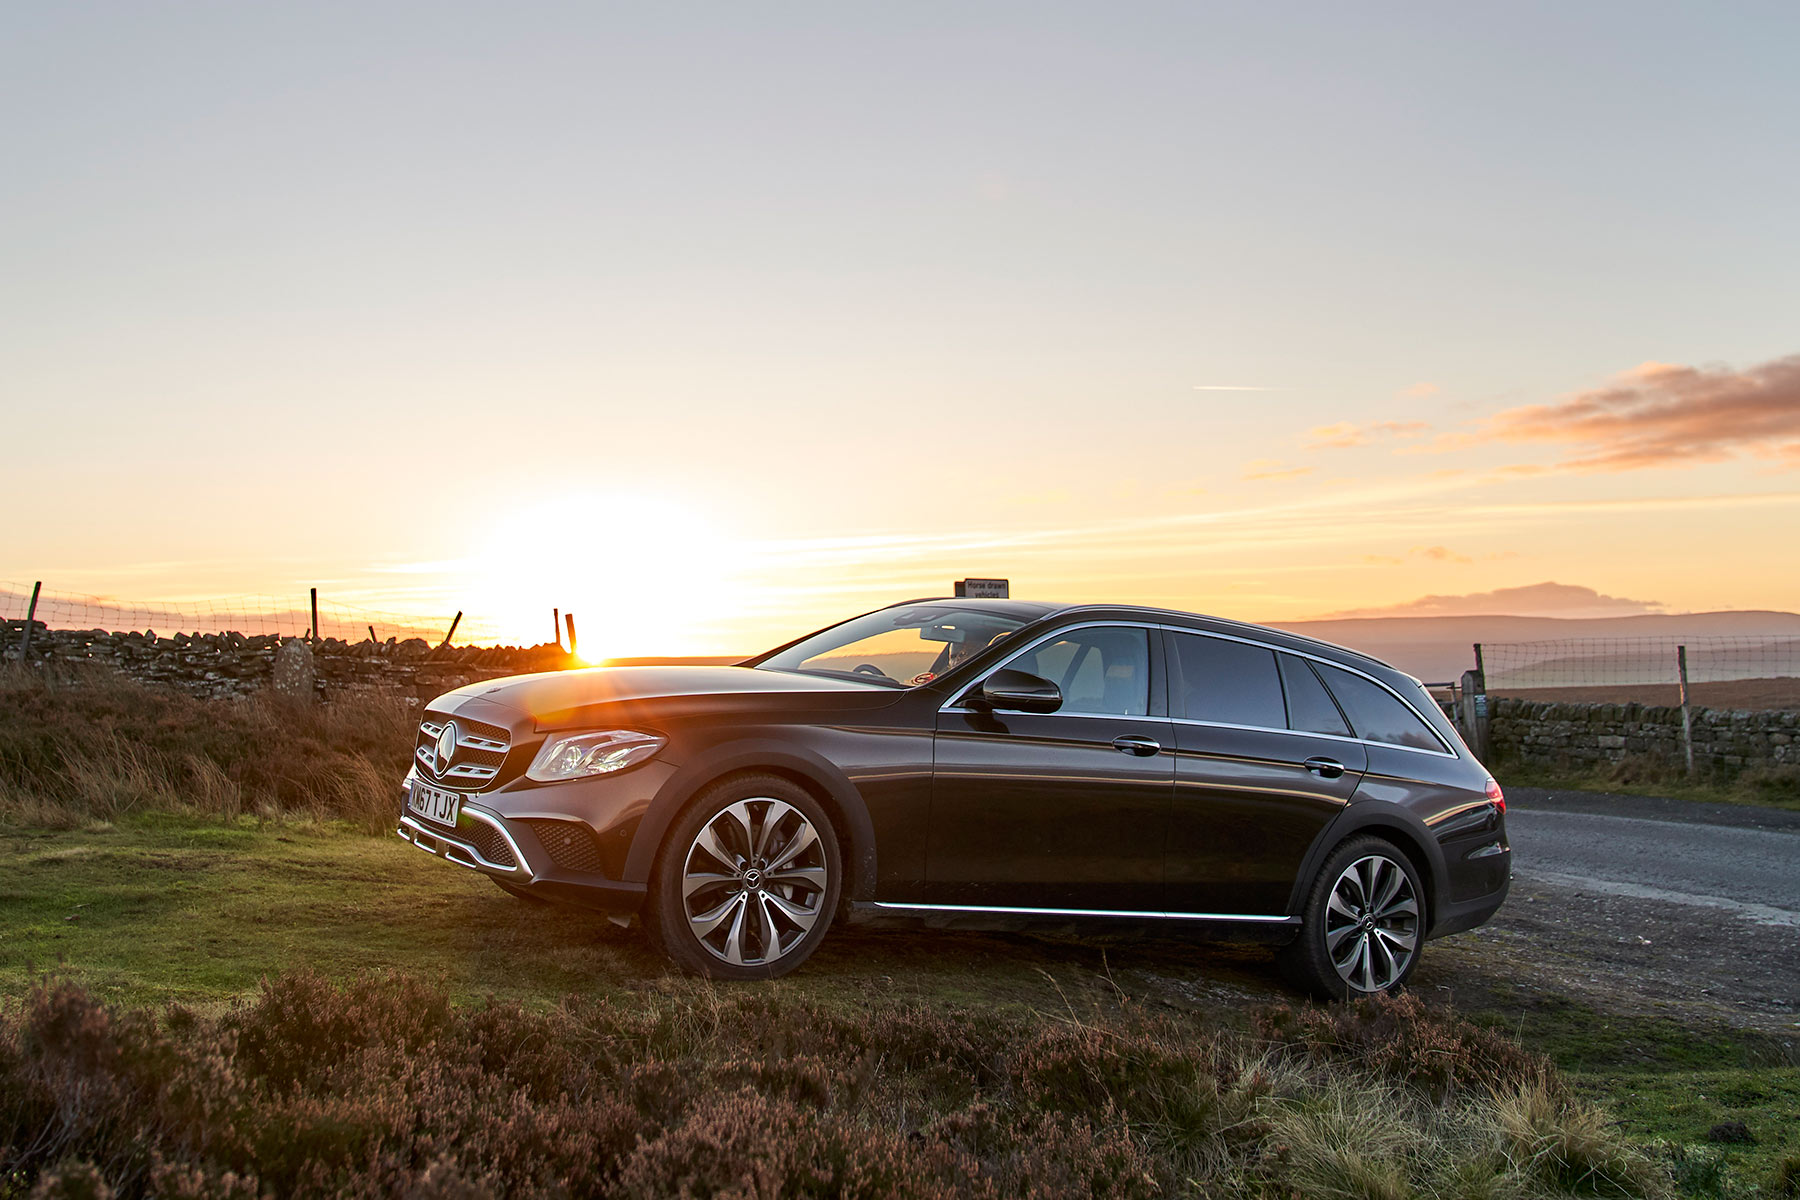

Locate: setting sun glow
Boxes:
[467,493,747,660]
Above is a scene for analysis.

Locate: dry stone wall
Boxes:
[1490,695,1797,774]
[1,620,576,704]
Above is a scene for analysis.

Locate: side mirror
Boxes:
[977,669,1062,714]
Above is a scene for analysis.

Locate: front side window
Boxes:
[1172,633,1285,729]
[756,605,1027,687]
[1001,626,1150,716]
[1314,663,1445,752]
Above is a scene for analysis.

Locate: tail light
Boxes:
[1484,777,1505,813]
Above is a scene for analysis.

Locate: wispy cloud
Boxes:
[1241,459,1315,482]
[1193,384,1282,392]
[1400,382,1440,398]
[1305,420,1430,451]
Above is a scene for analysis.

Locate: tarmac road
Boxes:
[1433,787,1800,1029]
[1503,788,1800,926]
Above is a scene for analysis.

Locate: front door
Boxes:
[926,624,1172,911]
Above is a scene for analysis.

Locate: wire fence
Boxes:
[1483,636,1800,710]
[0,580,463,645]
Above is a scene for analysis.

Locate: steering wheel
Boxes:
[851,663,895,681]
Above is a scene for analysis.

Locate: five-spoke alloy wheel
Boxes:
[647,774,841,979]
[1280,835,1424,999]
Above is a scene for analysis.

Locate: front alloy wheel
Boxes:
[682,797,829,967]
[648,774,841,979]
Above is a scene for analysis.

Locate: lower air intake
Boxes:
[520,819,607,874]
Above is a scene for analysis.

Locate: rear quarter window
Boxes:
[1314,662,1446,752]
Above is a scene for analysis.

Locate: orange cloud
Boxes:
[1303,419,1430,451]
[1412,545,1472,564]
[1401,382,1440,398]
[1485,354,1800,472]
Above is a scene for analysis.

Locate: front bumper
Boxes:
[397,764,666,915]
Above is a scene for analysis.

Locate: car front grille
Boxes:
[416,714,511,788]
[518,818,608,874]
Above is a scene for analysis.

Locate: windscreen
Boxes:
[754,605,1029,687]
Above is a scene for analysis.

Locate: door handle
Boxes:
[1304,756,1346,779]
[1112,735,1161,757]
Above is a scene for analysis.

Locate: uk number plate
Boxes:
[408,781,460,827]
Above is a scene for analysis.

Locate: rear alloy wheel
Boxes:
[647,775,840,979]
[1280,836,1424,999]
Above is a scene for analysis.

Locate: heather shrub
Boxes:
[0,971,1670,1199]
[1253,991,1552,1101]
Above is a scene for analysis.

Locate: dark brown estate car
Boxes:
[398,598,1510,996]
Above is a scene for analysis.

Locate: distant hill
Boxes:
[1265,610,1800,683]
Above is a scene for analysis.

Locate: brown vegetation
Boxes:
[0,666,414,832]
[1,972,1673,1200]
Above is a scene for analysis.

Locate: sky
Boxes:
[4,2,1798,656]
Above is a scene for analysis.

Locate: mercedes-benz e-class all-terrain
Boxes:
[397,598,1510,996]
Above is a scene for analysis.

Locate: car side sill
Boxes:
[869,902,1297,924]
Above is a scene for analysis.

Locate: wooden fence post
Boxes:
[439,611,463,649]
[1459,668,1490,761]
[564,612,578,659]
[368,624,378,645]
[553,607,562,650]
[1677,644,1695,776]
[309,587,320,644]
[18,581,42,660]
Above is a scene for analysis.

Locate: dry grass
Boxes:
[0,664,414,832]
[0,974,1674,1200]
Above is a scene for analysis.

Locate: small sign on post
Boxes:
[954,578,1010,599]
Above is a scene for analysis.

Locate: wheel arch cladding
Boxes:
[1288,807,1444,929]
[622,740,878,901]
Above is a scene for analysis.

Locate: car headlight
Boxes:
[527,730,666,782]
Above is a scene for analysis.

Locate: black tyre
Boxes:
[490,877,550,904]
[1279,835,1425,1000]
[644,773,841,980]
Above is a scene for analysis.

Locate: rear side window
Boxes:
[1314,663,1445,751]
[1278,654,1351,736]
[1172,633,1285,729]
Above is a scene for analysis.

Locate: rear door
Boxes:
[1164,633,1366,915]
[927,623,1173,911]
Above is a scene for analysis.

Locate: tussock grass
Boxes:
[0,974,1672,1199]
[0,665,413,832]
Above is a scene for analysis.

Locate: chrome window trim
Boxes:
[939,620,1159,716]
[398,803,531,877]
[943,618,1458,758]
[873,901,1296,924]
[1167,716,1456,759]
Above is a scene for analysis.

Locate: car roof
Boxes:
[886,597,1397,678]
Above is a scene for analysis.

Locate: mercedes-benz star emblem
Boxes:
[435,721,459,774]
